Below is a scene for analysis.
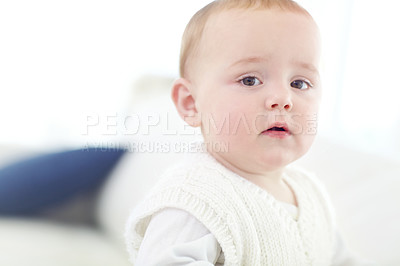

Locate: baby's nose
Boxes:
[270,102,291,110]
[265,92,293,111]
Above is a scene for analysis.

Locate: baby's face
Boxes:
[190,8,321,175]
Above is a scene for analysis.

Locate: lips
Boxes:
[261,122,291,138]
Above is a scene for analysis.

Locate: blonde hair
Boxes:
[179,0,312,78]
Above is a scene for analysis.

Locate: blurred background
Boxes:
[1,0,399,158]
[1,1,400,265]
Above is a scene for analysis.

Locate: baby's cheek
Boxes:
[305,114,318,135]
[291,101,319,134]
[287,114,309,135]
[200,111,231,139]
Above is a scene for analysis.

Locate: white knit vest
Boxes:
[125,150,336,265]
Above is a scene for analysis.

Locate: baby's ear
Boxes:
[171,78,201,127]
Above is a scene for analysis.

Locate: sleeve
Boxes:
[135,208,223,266]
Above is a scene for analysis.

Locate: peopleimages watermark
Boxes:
[82,141,229,153]
[82,112,318,136]
[82,112,199,136]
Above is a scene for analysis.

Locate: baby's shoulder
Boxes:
[157,152,231,183]
[285,165,333,202]
[147,155,228,196]
[286,165,337,222]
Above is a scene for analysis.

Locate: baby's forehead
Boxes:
[185,8,320,80]
[181,3,317,79]
[199,8,317,53]
[204,7,313,33]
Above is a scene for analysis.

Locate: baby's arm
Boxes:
[136,208,223,265]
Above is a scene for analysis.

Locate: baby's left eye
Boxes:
[290,79,312,90]
[240,76,261,87]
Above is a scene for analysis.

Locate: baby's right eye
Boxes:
[240,76,261,86]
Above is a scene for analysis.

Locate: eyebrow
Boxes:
[229,56,270,68]
[229,57,319,74]
[291,60,319,75]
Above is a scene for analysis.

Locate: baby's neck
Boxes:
[209,151,298,207]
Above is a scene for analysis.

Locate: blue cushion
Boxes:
[0,147,126,215]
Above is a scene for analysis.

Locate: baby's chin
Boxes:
[234,144,311,173]
[258,153,299,171]
[203,133,316,174]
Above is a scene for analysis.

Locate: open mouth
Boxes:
[267,126,287,132]
[261,123,290,138]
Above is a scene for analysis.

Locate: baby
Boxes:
[125,0,370,265]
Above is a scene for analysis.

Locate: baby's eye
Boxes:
[240,76,261,86]
[290,79,312,90]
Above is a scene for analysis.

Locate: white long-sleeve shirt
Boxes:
[136,201,372,265]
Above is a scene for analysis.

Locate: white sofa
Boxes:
[1,76,399,266]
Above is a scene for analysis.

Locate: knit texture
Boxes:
[125,150,336,265]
